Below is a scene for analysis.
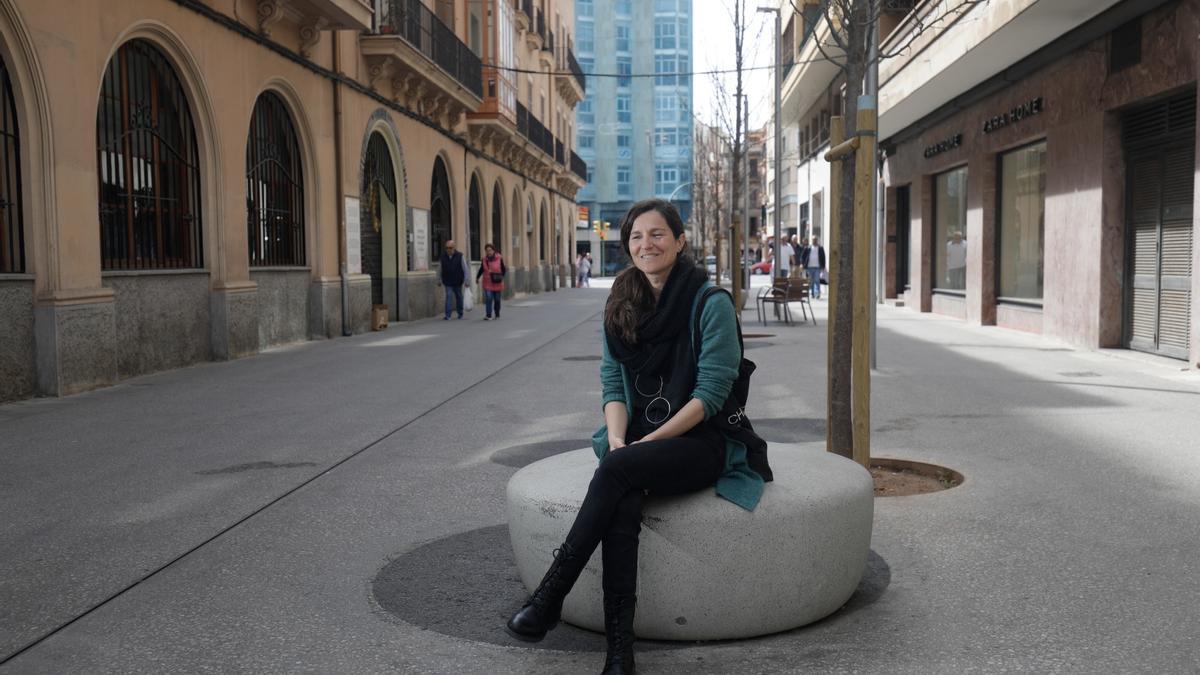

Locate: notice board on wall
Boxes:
[411,208,429,271]
[344,196,361,274]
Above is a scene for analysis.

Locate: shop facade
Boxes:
[882,0,1199,368]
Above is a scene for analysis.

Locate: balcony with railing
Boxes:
[515,0,533,31]
[258,0,373,47]
[555,44,586,106]
[362,0,483,125]
[570,151,587,182]
[539,28,555,68]
[524,3,544,49]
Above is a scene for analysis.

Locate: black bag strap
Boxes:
[692,286,744,363]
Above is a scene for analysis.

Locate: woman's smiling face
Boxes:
[627,209,684,277]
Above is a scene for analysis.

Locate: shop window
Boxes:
[997,142,1046,301]
[933,166,968,291]
[246,91,305,267]
[97,39,203,270]
[0,56,23,274]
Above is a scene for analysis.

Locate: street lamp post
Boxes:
[743,94,751,302]
[757,6,782,280]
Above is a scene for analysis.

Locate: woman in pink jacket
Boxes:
[475,243,506,320]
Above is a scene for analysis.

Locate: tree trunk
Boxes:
[829,13,867,459]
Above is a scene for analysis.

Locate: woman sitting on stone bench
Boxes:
[505,199,768,674]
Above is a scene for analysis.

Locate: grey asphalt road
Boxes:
[2,279,1199,674]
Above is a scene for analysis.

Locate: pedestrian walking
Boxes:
[438,239,470,320]
[505,198,770,674]
[778,237,794,279]
[475,243,506,320]
[578,252,592,287]
[802,236,826,299]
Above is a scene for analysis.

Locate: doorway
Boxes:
[1123,91,1195,359]
[895,185,911,295]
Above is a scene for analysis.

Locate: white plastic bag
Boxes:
[463,288,475,312]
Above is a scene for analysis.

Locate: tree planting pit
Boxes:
[870,458,963,497]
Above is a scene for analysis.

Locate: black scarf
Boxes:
[605,258,709,377]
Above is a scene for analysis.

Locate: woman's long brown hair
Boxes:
[603,199,688,344]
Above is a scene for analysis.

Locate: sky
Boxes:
[691,0,778,134]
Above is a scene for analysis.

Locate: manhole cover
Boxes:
[747,417,825,443]
[871,458,964,497]
[563,355,603,362]
[491,439,590,468]
[371,525,890,651]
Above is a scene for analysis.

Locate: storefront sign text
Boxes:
[924,133,963,158]
[983,97,1044,133]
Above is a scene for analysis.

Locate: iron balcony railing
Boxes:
[570,150,587,181]
[515,101,558,159]
[516,101,529,137]
[382,0,482,98]
[567,47,586,93]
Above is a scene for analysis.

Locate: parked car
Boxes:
[751,260,773,275]
[704,255,717,276]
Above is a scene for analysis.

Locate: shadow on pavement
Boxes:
[370,525,890,653]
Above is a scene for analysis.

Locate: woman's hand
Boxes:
[603,401,629,453]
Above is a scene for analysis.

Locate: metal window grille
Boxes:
[491,183,502,250]
[0,57,23,274]
[539,206,546,261]
[246,92,305,266]
[97,39,203,270]
[468,176,481,260]
[430,157,452,263]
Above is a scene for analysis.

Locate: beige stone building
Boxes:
[0,0,588,401]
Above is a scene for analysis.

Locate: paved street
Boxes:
[3,279,1200,673]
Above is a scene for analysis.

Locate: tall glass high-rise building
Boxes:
[575,0,693,271]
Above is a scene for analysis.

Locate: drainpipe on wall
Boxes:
[333,30,351,336]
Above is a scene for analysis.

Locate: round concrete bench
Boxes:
[506,442,874,641]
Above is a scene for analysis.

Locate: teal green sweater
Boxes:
[591,281,766,510]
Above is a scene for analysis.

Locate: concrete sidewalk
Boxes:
[2,283,1200,673]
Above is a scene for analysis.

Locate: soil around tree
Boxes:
[870,458,963,497]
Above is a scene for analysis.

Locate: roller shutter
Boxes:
[1123,91,1195,360]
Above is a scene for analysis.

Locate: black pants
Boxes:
[564,425,725,595]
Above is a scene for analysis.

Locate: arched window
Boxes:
[525,200,533,264]
[0,56,23,274]
[468,174,481,260]
[246,91,304,266]
[491,182,503,252]
[97,39,202,269]
[539,203,547,262]
[430,156,452,263]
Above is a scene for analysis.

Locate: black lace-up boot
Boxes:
[506,542,586,642]
[600,593,637,674]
